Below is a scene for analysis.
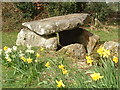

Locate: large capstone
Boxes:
[16,28,58,49]
[22,13,90,35]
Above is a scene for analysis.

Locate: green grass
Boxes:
[1,31,18,47]
[87,26,118,43]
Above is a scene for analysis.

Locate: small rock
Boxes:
[58,43,86,58]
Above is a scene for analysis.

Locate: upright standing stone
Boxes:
[16,28,58,49]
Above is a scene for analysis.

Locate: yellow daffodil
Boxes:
[102,49,110,58]
[40,48,44,51]
[62,69,68,74]
[4,46,8,51]
[86,56,93,66]
[86,56,92,60]
[56,80,65,88]
[97,46,104,57]
[90,72,103,81]
[87,59,93,66]
[113,56,118,63]
[36,53,40,58]
[45,62,50,68]
[58,64,65,69]
[20,56,26,62]
[27,57,32,63]
[97,46,110,58]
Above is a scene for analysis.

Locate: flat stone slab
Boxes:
[22,13,90,35]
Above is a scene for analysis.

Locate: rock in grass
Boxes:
[22,13,90,35]
[58,43,86,59]
[16,28,58,49]
[103,41,119,55]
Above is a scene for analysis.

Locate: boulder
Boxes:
[16,28,58,49]
[58,43,86,58]
[22,13,90,35]
[103,41,119,55]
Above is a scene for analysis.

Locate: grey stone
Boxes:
[16,28,58,49]
[103,41,119,55]
[22,13,90,35]
[58,43,86,58]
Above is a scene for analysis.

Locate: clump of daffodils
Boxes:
[97,46,110,58]
[25,44,34,54]
[58,64,68,75]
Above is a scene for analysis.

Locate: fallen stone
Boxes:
[22,13,90,35]
[16,28,58,49]
[58,43,86,58]
[103,41,119,55]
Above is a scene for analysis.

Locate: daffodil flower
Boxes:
[5,57,11,62]
[102,49,110,58]
[90,72,103,81]
[27,44,32,49]
[87,59,93,66]
[86,56,92,60]
[4,46,8,51]
[113,56,118,63]
[25,49,35,54]
[97,46,110,58]
[62,69,68,74]
[58,64,65,69]
[12,46,17,51]
[27,57,32,63]
[20,56,26,62]
[56,80,65,88]
[36,53,40,58]
[86,56,93,66]
[5,48,12,53]
[40,48,44,51]
[97,46,104,57]
[45,62,50,68]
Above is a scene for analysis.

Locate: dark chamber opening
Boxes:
[56,28,84,51]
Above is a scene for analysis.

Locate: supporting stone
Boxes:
[16,28,58,49]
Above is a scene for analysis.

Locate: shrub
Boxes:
[84,2,111,21]
[46,2,78,17]
[14,2,42,18]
